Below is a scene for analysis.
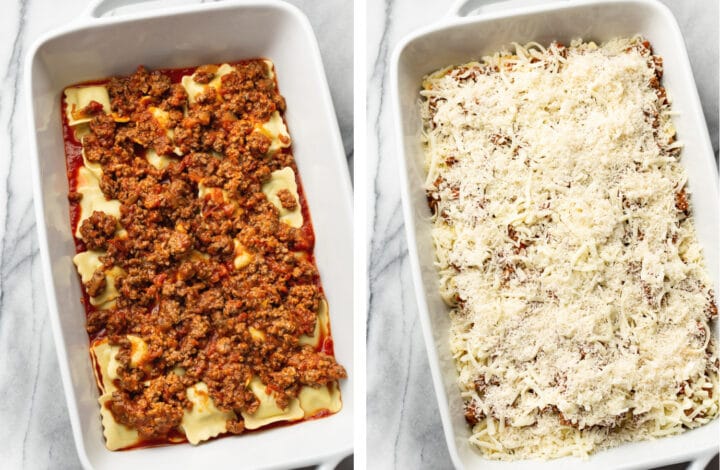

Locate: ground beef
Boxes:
[276,189,297,211]
[246,131,271,157]
[225,418,245,435]
[287,347,347,386]
[85,269,106,297]
[77,100,105,119]
[464,400,483,425]
[89,114,116,147]
[79,211,117,250]
[67,59,346,444]
[107,373,187,440]
[166,231,193,257]
[126,110,174,155]
[676,188,689,212]
[193,65,216,84]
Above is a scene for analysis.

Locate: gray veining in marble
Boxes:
[0,1,352,469]
[366,0,718,468]
[367,0,453,467]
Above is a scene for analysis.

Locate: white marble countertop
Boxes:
[0,1,351,468]
[366,0,718,468]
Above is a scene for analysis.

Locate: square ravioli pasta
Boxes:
[62,59,346,450]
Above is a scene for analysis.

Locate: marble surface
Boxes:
[366,0,718,468]
[0,1,352,469]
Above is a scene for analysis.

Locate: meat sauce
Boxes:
[61,59,345,449]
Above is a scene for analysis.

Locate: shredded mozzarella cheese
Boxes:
[421,37,718,460]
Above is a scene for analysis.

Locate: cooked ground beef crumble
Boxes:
[64,60,346,444]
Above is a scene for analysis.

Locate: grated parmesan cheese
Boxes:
[420,37,718,460]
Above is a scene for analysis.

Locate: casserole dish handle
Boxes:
[80,0,200,19]
[686,451,717,470]
[316,453,350,470]
[447,0,566,17]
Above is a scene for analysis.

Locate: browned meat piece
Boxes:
[287,347,347,386]
[166,231,192,257]
[276,188,297,211]
[79,211,117,250]
[89,113,116,148]
[675,188,689,212]
[707,300,718,320]
[464,400,484,425]
[107,374,186,440]
[246,131,271,157]
[193,65,217,84]
[85,269,106,297]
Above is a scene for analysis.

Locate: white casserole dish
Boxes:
[392,0,719,468]
[25,1,353,469]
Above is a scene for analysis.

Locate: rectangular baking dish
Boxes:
[392,0,719,468]
[25,1,353,469]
